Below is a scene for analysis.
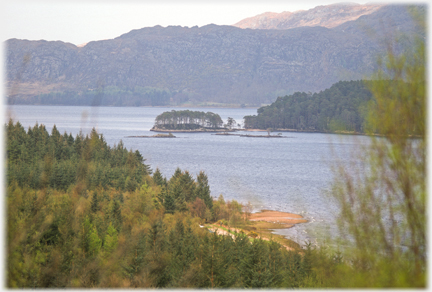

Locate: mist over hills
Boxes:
[6,4,423,107]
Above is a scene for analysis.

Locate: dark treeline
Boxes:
[6,120,151,192]
[7,121,324,288]
[244,80,373,132]
[9,86,173,107]
[154,110,224,130]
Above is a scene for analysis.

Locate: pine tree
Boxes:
[103,222,118,257]
[111,199,122,233]
[163,193,175,214]
[124,232,147,285]
[175,194,188,213]
[88,226,102,258]
[195,171,213,209]
[179,171,196,202]
[153,168,165,187]
[91,193,99,213]
[171,167,182,181]
[283,251,303,288]
[147,219,171,287]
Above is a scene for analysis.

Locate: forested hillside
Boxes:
[243,80,373,132]
[6,121,318,288]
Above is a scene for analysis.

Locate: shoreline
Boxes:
[206,209,308,251]
[150,127,235,133]
[126,133,176,138]
[249,210,308,229]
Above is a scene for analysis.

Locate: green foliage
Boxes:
[6,122,152,192]
[163,193,176,214]
[154,109,224,129]
[328,11,426,288]
[152,168,165,187]
[90,193,99,213]
[225,117,237,129]
[244,80,373,132]
[5,185,317,289]
[6,126,319,288]
[195,171,213,209]
[103,223,118,256]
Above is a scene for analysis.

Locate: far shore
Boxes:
[150,126,366,136]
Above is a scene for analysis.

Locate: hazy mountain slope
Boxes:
[233,3,384,30]
[6,5,422,106]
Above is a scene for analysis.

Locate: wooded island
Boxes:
[151,110,229,132]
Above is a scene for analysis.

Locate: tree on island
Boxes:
[225,117,236,130]
[154,110,223,130]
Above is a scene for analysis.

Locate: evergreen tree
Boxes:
[147,219,171,287]
[163,193,175,214]
[153,168,165,187]
[175,194,188,213]
[88,226,102,258]
[111,199,122,233]
[179,171,196,202]
[103,222,118,257]
[171,167,182,180]
[195,171,213,209]
[124,232,147,285]
[91,193,99,213]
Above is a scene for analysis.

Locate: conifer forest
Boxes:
[6,121,321,288]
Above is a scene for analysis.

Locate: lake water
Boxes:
[6,105,370,246]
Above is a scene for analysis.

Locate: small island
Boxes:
[151,109,234,132]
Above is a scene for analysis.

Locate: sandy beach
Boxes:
[249,210,308,228]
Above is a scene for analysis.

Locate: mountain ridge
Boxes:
[233,3,385,30]
[6,4,423,106]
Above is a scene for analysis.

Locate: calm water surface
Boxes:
[6,105,370,245]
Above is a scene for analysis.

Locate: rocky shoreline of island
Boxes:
[126,133,176,138]
[150,126,235,133]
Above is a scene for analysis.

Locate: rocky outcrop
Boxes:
[233,3,384,30]
[6,5,423,106]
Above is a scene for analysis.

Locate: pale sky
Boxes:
[0,0,384,46]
